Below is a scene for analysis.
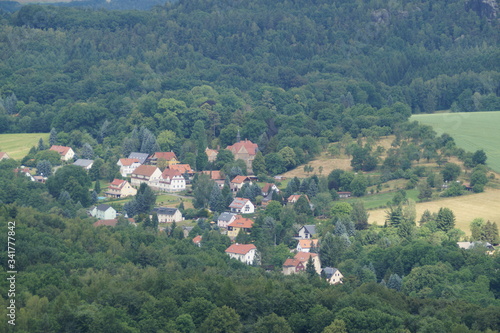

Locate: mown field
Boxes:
[368,188,500,235]
[412,111,500,172]
[0,133,50,160]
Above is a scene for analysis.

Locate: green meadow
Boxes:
[0,133,50,160]
[411,111,500,172]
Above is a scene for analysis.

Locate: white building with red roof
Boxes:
[156,168,186,192]
[296,239,319,253]
[225,243,258,265]
[130,165,162,187]
[49,145,75,161]
[149,152,179,167]
[117,158,141,177]
[230,175,252,192]
[226,139,258,173]
[229,197,255,214]
[282,258,306,275]
[169,164,195,176]
[192,235,202,247]
[294,252,321,275]
[105,179,137,198]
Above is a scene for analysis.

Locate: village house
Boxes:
[49,145,75,161]
[217,212,237,228]
[262,183,279,196]
[292,252,322,275]
[0,152,10,160]
[296,239,319,253]
[117,158,141,177]
[225,243,258,265]
[192,235,202,247]
[229,197,255,214]
[287,194,310,204]
[105,179,137,198]
[201,170,225,188]
[282,258,305,275]
[226,139,258,173]
[73,159,94,170]
[130,165,162,188]
[90,204,117,220]
[297,225,317,239]
[230,175,252,192]
[148,152,179,167]
[152,207,183,223]
[322,267,344,284]
[205,147,218,162]
[227,215,254,238]
[168,164,196,179]
[338,192,352,198]
[156,168,186,192]
[15,167,34,181]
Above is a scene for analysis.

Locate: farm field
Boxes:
[412,111,500,172]
[367,188,500,235]
[0,133,49,160]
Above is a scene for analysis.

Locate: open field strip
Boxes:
[367,188,500,235]
[412,111,500,172]
[0,133,49,160]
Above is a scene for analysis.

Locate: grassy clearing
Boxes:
[412,111,500,172]
[0,133,50,160]
[367,188,500,235]
[346,189,419,210]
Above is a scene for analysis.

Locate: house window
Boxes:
[245,205,250,212]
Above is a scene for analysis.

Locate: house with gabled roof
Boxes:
[297,225,317,239]
[231,175,252,192]
[229,197,255,214]
[169,164,195,177]
[226,139,258,173]
[201,170,224,181]
[287,194,310,204]
[156,168,186,192]
[217,212,237,228]
[322,267,344,284]
[149,152,179,167]
[90,204,117,220]
[152,207,183,223]
[192,235,203,247]
[117,158,141,177]
[128,152,150,165]
[105,179,137,198]
[293,252,321,275]
[0,152,10,161]
[296,239,319,253]
[130,165,162,187]
[49,145,75,161]
[227,215,254,238]
[205,148,218,162]
[282,258,305,275]
[262,183,279,196]
[73,159,94,170]
[225,243,258,265]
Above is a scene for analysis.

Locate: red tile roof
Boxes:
[50,145,72,156]
[229,197,251,209]
[294,251,318,263]
[288,194,309,203]
[298,239,319,249]
[169,164,194,174]
[283,258,302,267]
[226,139,258,156]
[228,216,254,229]
[119,158,140,166]
[225,243,256,255]
[201,170,224,180]
[162,168,182,179]
[192,235,202,244]
[132,165,159,177]
[153,152,177,161]
[110,179,126,187]
[232,175,250,184]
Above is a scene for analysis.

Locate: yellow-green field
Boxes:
[0,133,50,160]
[412,111,500,172]
[368,189,500,235]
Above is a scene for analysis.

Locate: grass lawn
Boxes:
[346,189,419,210]
[412,111,500,172]
[0,133,50,160]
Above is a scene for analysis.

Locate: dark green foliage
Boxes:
[441,163,461,182]
[46,165,91,206]
[436,207,456,232]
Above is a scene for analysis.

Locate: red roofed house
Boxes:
[49,145,75,161]
[296,239,319,253]
[168,164,195,177]
[201,170,224,181]
[117,158,141,177]
[287,194,309,204]
[0,152,10,161]
[230,175,252,192]
[225,243,258,265]
[205,148,218,162]
[294,252,321,275]
[226,139,258,173]
[192,235,202,247]
[282,258,306,275]
[105,179,137,198]
[229,197,255,214]
[130,165,162,187]
[227,215,254,238]
[156,168,186,192]
[149,152,179,167]
[262,183,279,196]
